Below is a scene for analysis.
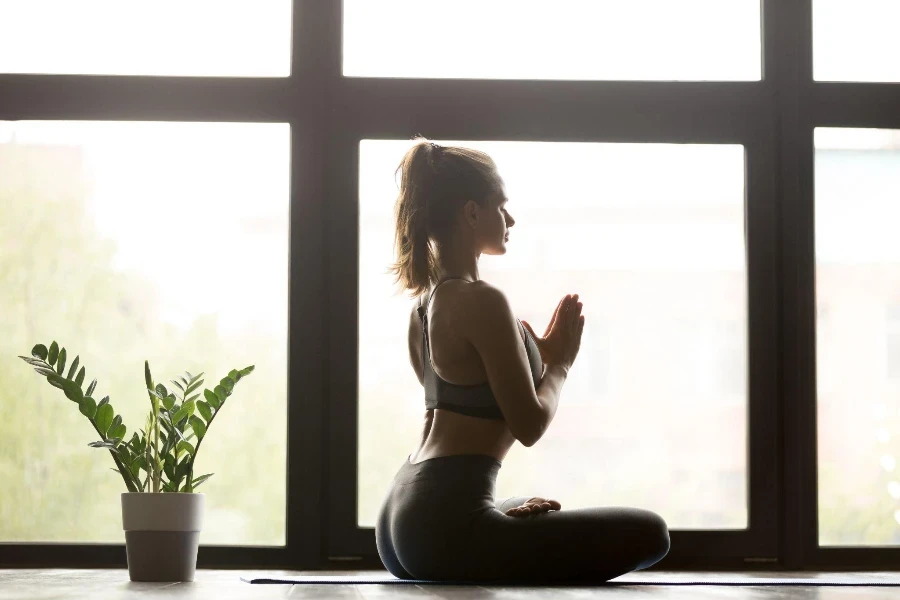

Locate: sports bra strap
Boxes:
[417,276,470,320]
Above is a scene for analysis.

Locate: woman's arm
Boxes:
[465,285,569,447]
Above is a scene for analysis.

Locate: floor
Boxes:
[2,569,900,599]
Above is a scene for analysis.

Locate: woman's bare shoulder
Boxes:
[450,280,515,329]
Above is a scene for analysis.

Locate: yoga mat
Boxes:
[241,573,900,587]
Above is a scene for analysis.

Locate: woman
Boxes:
[376,139,670,583]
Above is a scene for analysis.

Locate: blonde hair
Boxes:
[388,138,500,297]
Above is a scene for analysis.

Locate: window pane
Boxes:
[817,128,900,545]
[814,0,900,82]
[344,0,760,81]
[359,140,747,529]
[0,1,291,76]
[0,121,289,544]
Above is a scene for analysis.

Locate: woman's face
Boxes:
[476,189,515,256]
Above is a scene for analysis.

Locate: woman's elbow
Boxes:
[515,421,546,448]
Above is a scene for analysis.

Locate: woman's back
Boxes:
[409,277,527,464]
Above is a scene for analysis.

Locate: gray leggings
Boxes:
[375,454,670,583]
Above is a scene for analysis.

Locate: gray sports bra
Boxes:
[417,277,544,420]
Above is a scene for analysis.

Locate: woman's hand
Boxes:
[505,497,562,518]
[522,294,585,373]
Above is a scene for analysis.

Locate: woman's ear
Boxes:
[463,199,479,229]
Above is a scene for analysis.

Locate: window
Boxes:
[0,121,289,544]
[813,0,900,82]
[0,1,292,76]
[344,0,761,81]
[816,128,900,546]
[6,0,899,571]
[357,139,748,530]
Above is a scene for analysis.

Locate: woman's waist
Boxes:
[419,411,515,457]
[395,452,503,487]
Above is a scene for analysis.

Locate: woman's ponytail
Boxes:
[388,138,500,297]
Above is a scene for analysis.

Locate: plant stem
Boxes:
[185,399,222,493]
[153,396,160,493]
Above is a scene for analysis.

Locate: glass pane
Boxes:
[359,140,747,529]
[817,127,900,546]
[0,1,291,76]
[0,121,289,544]
[814,0,900,82]
[344,0,761,81]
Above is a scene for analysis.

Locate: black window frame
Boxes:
[2,0,899,571]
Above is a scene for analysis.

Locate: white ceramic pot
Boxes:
[121,492,205,582]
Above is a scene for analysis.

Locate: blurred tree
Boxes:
[0,142,286,544]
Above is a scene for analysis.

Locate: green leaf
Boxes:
[170,379,186,393]
[85,379,97,397]
[213,385,226,405]
[48,342,59,366]
[47,373,66,390]
[184,371,194,382]
[175,456,191,480]
[176,440,195,455]
[228,369,241,383]
[189,415,206,440]
[170,404,191,427]
[204,389,221,410]
[191,473,214,489]
[163,455,176,481]
[240,365,255,377]
[66,355,80,380]
[88,440,117,449]
[184,393,200,405]
[63,381,83,403]
[116,444,131,462]
[220,377,234,394]
[185,379,204,397]
[144,360,153,390]
[155,383,168,399]
[34,366,57,377]
[79,396,97,419]
[56,348,67,375]
[109,423,126,441]
[96,404,114,436]
[20,356,45,367]
[110,415,122,433]
[31,344,48,361]
[75,366,86,387]
[98,396,110,409]
[197,401,213,422]
[162,394,176,411]
[130,456,146,478]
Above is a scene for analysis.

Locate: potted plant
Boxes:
[19,341,253,582]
